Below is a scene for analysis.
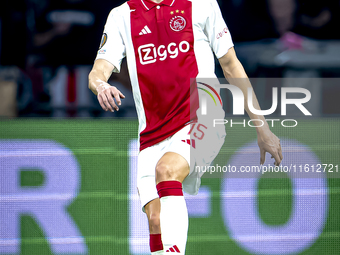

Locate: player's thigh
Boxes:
[192,120,226,171]
[156,125,191,184]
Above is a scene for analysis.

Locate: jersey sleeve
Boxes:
[204,0,234,59]
[95,8,126,73]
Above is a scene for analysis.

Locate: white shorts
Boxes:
[137,120,226,211]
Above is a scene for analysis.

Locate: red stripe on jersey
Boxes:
[128,0,199,151]
[191,138,196,149]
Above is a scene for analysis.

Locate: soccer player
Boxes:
[88,0,283,254]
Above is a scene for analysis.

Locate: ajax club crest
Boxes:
[169,15,186,32]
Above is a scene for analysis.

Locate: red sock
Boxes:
[156,181,183,198]
[156,181,187,254]
[150,234,163,252]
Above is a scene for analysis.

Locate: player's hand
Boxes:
[257,129,283,166]
[96,81,125,112]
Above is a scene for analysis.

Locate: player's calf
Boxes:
[145,199,162,234]
[156,181,188,254]
[145,199,163,254]
[154,152,190,254]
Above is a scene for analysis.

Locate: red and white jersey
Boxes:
[96,0,233,151]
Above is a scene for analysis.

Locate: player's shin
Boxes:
[157,181,188,254]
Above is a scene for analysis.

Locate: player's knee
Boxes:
[148,212,161,233]
[156,162,174,182]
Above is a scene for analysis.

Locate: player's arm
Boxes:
[88,59,125,112]
[219,47,283,166]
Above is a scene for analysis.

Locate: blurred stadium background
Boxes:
[0,0,340,254]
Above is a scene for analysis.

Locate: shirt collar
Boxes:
[141,0,176,11]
